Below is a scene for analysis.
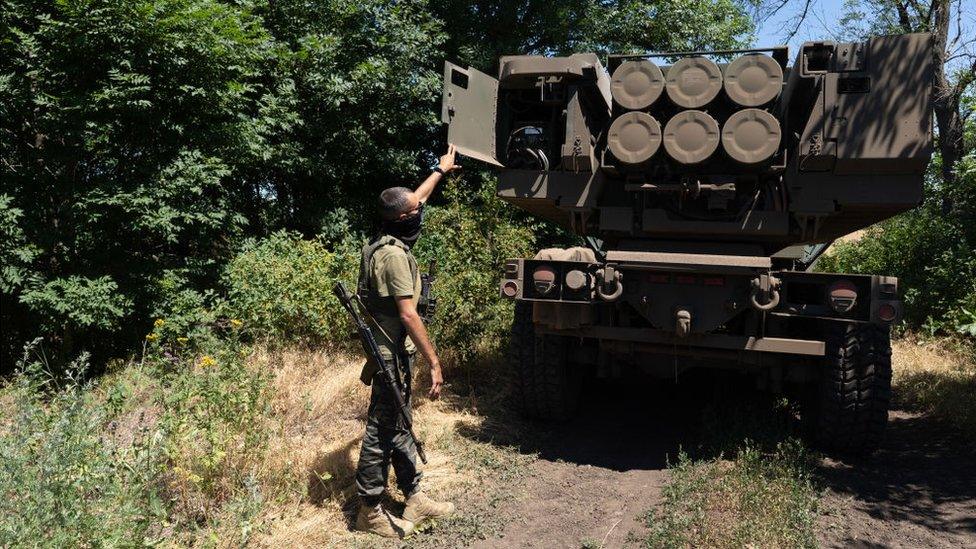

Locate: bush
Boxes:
[407,174,537,359]
[0,344,166,546]
[219,175,540,359]
[223,231,360,345]
[817,201,976,339]
[1,333,279,545]
[152,340,273,534]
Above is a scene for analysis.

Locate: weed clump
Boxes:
[643,440,819,549]
[0,345,166,546]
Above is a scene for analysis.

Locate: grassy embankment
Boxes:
[637,336,974,548]
[0,344,531,548]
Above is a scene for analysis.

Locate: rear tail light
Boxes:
[501,280,519,298]
[532,265,557,295]
[675,275,696,285]
[827,279,857,313]
[703,276,725,286]
[648,273,669,284]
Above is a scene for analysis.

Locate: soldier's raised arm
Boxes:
[415,144,460,204]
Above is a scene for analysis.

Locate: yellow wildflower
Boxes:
[199,355,216,368]
[174,466,203,485]
[177,337,188,344]
[145,333,158,341]
[229,319,243,328]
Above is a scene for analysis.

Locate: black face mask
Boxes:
[382,203,424,247]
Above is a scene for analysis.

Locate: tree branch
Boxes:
[895,1,914,32]
[783,0,813,42]
[951,57,976,98]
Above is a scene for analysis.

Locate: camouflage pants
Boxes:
[355,353,423,505]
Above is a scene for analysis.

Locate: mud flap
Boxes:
[441,61,502,166]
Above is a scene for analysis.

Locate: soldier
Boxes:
[353,144,460,538]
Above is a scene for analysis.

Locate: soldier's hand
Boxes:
[428,362,444,399]
[438,144,461,173]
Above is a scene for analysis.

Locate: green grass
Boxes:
[642,440,820,549]
[0,352,167,547]
[0,336,273,547]
[640,390,821,549]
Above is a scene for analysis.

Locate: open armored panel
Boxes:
[442,54,612,171]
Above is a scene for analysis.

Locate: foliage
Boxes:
[1,332,275,545]
[0,0,758,369]
[433,0,755,71]
[255,0,449,231]
[414,175,538,359]
[152,341,272,534]
[817,161,976,339]
[219,175,538,358]
[223,231,360,345]
[0,344,166,546]
[0,0,285,367]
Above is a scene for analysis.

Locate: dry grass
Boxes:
[248,348,530,547]
[891,336,975,432]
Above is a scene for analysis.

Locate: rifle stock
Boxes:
[332,281,428,464]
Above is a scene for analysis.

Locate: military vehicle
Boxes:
[441,33,933,453]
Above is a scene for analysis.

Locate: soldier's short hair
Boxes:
[378,187,413,220]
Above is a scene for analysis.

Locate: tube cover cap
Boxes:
[663,110,720,164]
[724,54,783,107]
[608,111,662,165]
[665,56,722,108]
[611,59,665,110]
[721,108,781,164]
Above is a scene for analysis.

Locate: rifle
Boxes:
[332,281,428,464]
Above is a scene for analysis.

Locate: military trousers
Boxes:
[355,352,423,505]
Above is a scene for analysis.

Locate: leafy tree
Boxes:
[253,0,449,233]
[432,0,755,72]
[0,0,758,368]
[0,0,290,367]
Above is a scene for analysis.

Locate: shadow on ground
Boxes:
[817,411,976,546]
[455,370,793,472]
[452,365,976,546]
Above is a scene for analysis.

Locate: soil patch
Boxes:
[817,410,976,548]
[465,377,710,548]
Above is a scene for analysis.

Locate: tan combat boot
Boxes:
[402,491,456,523]
[355,503,414,538]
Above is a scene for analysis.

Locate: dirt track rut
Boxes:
[464,380,976,548]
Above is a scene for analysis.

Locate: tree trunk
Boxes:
[901,0,972,215]
[930,0,960,214]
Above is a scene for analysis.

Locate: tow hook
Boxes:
[675,309,692,337]
[750,274,782,311]
[596,264,623,301]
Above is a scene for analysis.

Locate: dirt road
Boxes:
[818,411,976,548]
[463,379,976,548]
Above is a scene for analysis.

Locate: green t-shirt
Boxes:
[365,243,421,360]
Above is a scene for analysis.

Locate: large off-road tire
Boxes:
[810,321,892,455]
[509,301,582,420]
